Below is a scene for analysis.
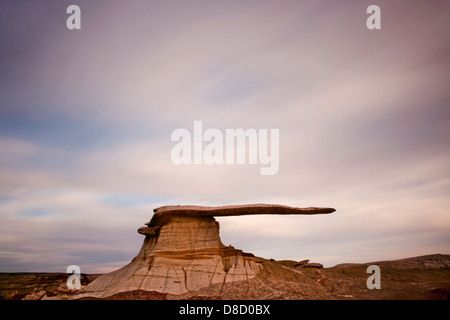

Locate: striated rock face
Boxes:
[80,204,335,298]
[83,216,259,297]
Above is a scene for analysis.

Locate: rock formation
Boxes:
[302,263,324,269]
[79,204,335,298]
[294,259,310,267]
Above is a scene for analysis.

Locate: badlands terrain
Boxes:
[1,254,449,300]
[1,204,449,300]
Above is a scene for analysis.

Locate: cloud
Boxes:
[0,0,449,272]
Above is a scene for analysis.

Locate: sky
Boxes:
[0,0,449,273]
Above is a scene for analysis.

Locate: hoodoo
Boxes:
[80,204,335,298]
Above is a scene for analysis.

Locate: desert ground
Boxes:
[1,254,448,300]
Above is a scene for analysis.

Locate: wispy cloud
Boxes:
[0,0,449,271]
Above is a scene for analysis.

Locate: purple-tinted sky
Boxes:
[0,0,449,272]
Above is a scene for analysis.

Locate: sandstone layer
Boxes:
[78,204,335,298]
